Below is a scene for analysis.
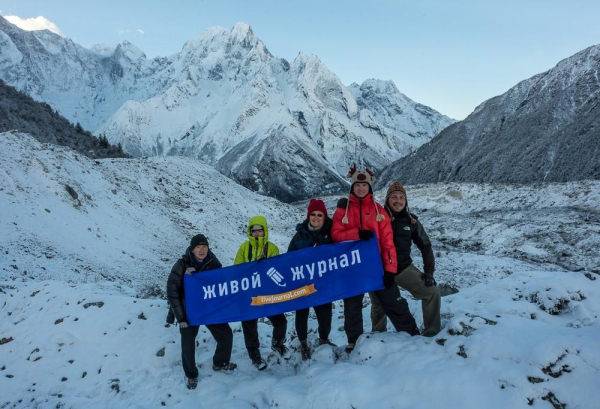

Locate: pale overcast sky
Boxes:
[2,0,599,119]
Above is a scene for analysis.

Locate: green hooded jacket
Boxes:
[233,215,280,264]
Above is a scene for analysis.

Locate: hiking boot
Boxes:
[249,349,268,371]
[271,340,291,360]
[300,345,311,360]
[345,343,356,354]
[186,377,198,390]
[299,340,311,360]
[318,338,337,347]
[212,362,237,372]
[251,356,267,371]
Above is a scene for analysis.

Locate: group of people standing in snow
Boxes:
[166,165,441,389]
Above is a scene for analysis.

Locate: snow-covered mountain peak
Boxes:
[229,22,258,48]
[181,26,229,51]
[181,23,265,56]
[290,52,357,115]
[114,40,146,62]
[350,78,455,147]
[88,43,116,57]
[360,78,400,95]
[291,52,331,76]
[1,18,454,201]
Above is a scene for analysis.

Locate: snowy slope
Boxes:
[1,132,600,408]
[0,131,299,293]
[0,17,452,201]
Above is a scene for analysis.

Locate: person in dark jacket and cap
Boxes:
[167,234,236,390]
[370,182,441,337]
[288,199,336,360]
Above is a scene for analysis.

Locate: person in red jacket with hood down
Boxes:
[332,164,419,352]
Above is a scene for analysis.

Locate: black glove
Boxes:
[166,307,175,324]
[383,271,396,288]
[358,230,374,241]
[422,273,436,287]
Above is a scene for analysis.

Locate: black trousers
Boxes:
[344,285,418,344]
[295,302,333,342]
[180,323,233,379]
[242,313,287,354]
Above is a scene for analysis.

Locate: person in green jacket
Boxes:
[234,215,289,370]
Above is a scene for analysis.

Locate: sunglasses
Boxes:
[251,229,264,233]
[309,213,325,218]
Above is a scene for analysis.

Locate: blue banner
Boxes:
[184,238,385,325]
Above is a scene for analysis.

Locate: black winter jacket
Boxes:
[386,207,435,276]
[166,247,222,323]
[287,218,333,252]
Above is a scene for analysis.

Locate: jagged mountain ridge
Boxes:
[349,79,454,148]
[376,44,600,187]
[0,16,159,131]
[0,17,453,202]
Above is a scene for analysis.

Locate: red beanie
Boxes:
[307,199,328,219]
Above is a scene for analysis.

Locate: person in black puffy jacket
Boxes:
[370,182,441,337]
[288,199,336,359]
[167,234,236,389]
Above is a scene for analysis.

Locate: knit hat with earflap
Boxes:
[348,164,375,190]
[385,181,416,224]
[341,164,385,224]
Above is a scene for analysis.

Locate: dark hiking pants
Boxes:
[343,294,365,344]
[370,264,441,336]
[180,323,233,379]
[344,286,418,344]
[242,313,287,356]
[295,302,333,342]
[372,284,419,335]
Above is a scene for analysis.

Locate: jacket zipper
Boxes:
[359,197,363,230]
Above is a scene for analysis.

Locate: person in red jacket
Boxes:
[332,164,419,352]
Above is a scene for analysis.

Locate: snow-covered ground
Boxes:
[388,182,600,284]
[0,131,298,294]
[1,132,599,408]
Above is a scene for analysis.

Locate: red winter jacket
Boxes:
[331,193,398,274]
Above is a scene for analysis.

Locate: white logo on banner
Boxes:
[266,267,287,287]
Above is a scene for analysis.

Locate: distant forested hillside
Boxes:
[0,80,128,159]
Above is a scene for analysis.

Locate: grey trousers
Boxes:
[370,264,441,337]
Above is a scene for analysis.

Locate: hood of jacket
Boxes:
[246,215,270,254]
[247,215,269,240]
